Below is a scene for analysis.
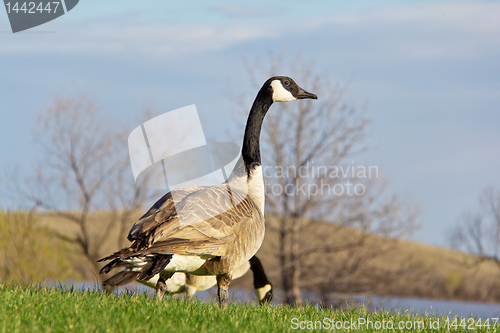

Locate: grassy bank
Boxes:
[1,286,497,333]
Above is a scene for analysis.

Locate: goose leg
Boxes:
[156,271,173,301]
[186,285,197,298]
[185,274,197,299]
[155,277,168,300]
[216,272,232,307]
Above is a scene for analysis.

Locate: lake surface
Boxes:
[49,280,500,319]
[356,295,499,319]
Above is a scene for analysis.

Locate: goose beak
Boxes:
[296,87,318,100]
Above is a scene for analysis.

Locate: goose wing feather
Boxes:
[126,184,256,257]
[128,186,201,241]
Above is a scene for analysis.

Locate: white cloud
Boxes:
[1,2,499,62]
[210,4,282,18]
[0,23,277,57]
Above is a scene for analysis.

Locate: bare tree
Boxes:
[450,186,500,272]
[11,95,150,282]
[233,55,419,304]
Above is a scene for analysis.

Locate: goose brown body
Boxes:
[129,180,265,276]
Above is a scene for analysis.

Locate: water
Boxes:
[47,280,500,319]
[359,295,499,319]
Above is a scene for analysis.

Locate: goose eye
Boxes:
[284,80,290,86]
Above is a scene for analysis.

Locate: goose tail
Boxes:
[99,251,172,287]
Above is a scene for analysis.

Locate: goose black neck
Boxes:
[242,85,273,175]
[249,256,271,288]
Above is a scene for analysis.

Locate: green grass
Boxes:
[0,286,497,333]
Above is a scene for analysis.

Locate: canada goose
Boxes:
[98,76,317,305]
[138,256,273,305]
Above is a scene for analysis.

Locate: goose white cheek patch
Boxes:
[271,80,296,102]
[254,284,272,301]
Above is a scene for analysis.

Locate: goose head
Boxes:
[240,75,318,175]
[268,76,318,102]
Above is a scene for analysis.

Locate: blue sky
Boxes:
[0,1,499,246]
